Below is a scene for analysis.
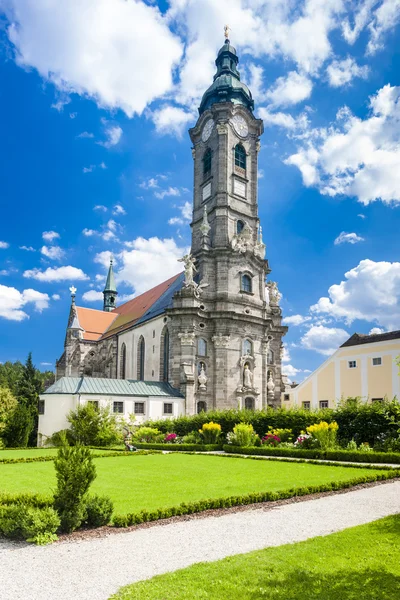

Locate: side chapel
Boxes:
[49,33,288,424]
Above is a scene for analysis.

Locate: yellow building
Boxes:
[283,330,400,409]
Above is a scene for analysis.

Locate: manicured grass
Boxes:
[111,514,400,599]
[0,453,386,513]
[0,447,118,459]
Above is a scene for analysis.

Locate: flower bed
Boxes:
[223,445,400,464]
[132,443,222,452]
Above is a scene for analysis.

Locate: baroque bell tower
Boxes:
[168,32,287,413]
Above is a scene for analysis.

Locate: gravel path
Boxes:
[1,481,399,600]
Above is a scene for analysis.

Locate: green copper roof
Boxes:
[104,259,117,293]
[43,377,183,397]
[199,38,254,115]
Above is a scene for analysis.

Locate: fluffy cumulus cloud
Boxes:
[0,284,50,321]
[301,324,350,355]
[116,236,188,295]
[2,0,183,117]
[82,290,103,302]
[98,121,123,148]
[0,241,10,249]
[265,71,313,107]
[334,232,365,245]
[152,106,195,138]
[258,108,309,131]
[286,85,400,205]
[282,314,312,326]
[310,259,400,330]
[326,57,369,87]
[40,245,65,260]
[154,187,181,200]
[23,265,88,282]
[168,201,192,226]
[42,230,60,243]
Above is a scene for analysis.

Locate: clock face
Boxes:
[230,115,248,138]
[201,119,214,142]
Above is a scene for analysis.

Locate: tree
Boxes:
[0,387,17,444]
[16,353,43,446]
[0,361,24,395]
[67,403,121,447]
[2,404,34,447]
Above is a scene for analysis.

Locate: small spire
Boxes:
[104,257,117,293]
[103,256,118,312]
[200,206,211,238]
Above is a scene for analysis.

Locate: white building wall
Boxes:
[117,315,167,381]
[38,393,77,445]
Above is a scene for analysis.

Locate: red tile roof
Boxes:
[75,307,118,341]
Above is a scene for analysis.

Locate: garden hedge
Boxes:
[112,468,400,527]
[133,443,222,452]
[142,401,400,447]
[223,445,400,464]
[0,450,159,465]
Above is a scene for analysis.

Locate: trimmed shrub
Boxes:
[132,427,163,443]
[84,495,113,527]
[0,504,60,544]
[53,443,96,533]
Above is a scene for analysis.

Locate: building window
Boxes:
[319,400,329,409]
[134,402,145,415]
[113,401,124,414]
[234,143,246,170]
[88,400,99,411]
[237,220,244,234]
[120,343,126,379]
[244,397,255,410]
[203,148,212,176]
[243,339,253,356]
[163,402,173,415]
[38,400,45,415]
[153,330,155,338]
[284,394,290,401]
[372,357,382,366]
[198,338,207,356]
[371,398,383,403]
[241,274,252,293]
[137,336,145,381]
[348,360,357,369]
[302,401,310,410]
[197,401,207,413]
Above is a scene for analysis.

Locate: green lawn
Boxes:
[0,447,119,459]
[0,453,384,513]
[111,515,400,600]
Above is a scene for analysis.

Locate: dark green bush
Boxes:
[53,443,96,533]
[0,504,60,544]
[67,404,121,447]
[2,404,34,448]
[84,495,113,527]
[0,491,52,508]
[133,443,222,452]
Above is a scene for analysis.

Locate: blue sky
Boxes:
[0,0,400,380]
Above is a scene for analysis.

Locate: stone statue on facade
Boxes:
[231,222,252,254]
[243,364,253,389]
[267,372,275,400]
[178,253,209,299]
[267,281,281,305]
[198,363,208,391]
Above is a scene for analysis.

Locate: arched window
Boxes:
[159,327,170,382]
[137,336,145,381]
[235,144,246,170]
[120,343,126,379]
[203,148,212,176]
[198,338,207,356]
[244,397,255,410]
[237,220,244,234]
[268,349,274,364]
[241,274,252,293]
[197,401,207,413]
[243,339,253,356]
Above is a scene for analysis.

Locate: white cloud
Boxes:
[94,205,107,212]
[334,232,365,245]
[139,177,159,190]
[283,364,302,378]
[301,324,350,355]
[52,294,60,300]
[82,229,96,237]
[42,230,60,242]
[154,187,181,200]
[40,245,65,260]
[369,327,385,334]
[23,265,88,282]
[367,0,400,55]
[113,204,126,216]
[358,213,366,219]
[83,165,96,173]
[281,346,291,363]
[94,250,114,269]
[98,122,123,148]
[3,0,182,117]
[0,284,50,321]
[0,241,9,249]
[19,245,35,251]
[116,236,187,295]
[168,201,192,226]
[282,314,312,326]
[258,108,309,131]
[82,290,103,302]
[310,259,400,330]
[77,131,94,139]
[285,84,400,205]
[152,106,194,138]
[265,71,312,107]
[99,162,107,170]
[326,57,369,87]
[247,64,264,103]
[40,362,53,366]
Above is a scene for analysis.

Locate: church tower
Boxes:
[168,32,287,413]
[103,258,118,312]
